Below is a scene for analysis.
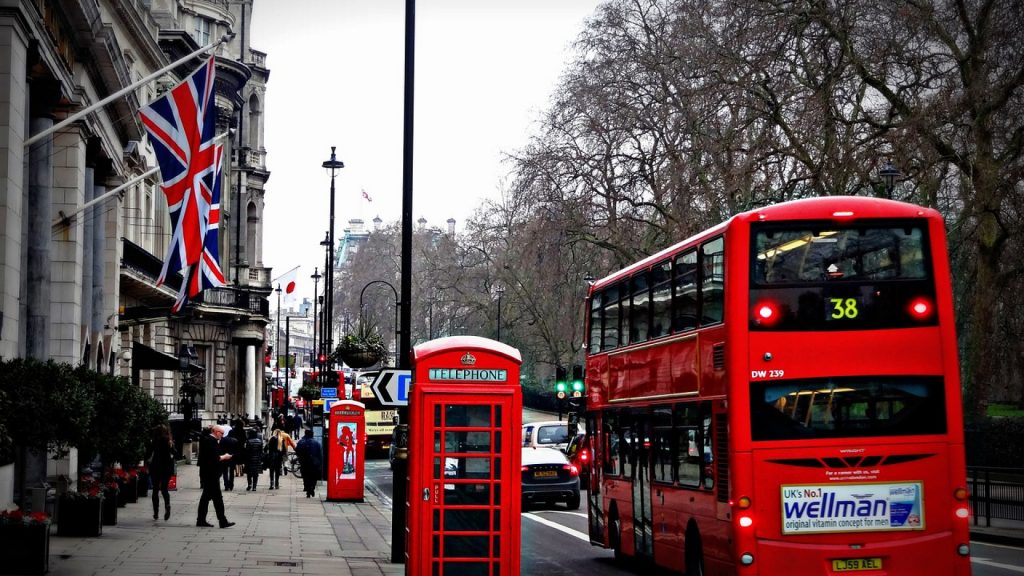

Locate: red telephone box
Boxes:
[407,336,523,576]
[327,400,365,502]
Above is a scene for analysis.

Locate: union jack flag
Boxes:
[139,56,224,312]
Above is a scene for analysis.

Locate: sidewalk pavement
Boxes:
[46,462,402,576]
[970,517,1024,547]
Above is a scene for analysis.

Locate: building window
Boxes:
[193,17,212,45]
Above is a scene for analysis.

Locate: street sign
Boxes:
[371,369,411,406]
[321,387,338,399]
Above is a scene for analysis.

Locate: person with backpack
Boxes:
[266,425,295,490]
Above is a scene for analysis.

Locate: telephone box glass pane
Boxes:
[444,509,489,532]
[434,404,442,426]
[493,509,501,530]
[433,509,440,530]
[444,483,490,505]
[442,562,488,576]
[445,405,491,427]
[433,457,441,479]
[435,431,441,452]
[494,457,501,479]
[495,404,502,425]
[445,431,491,453]
[444,535,489,558]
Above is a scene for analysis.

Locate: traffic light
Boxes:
[555,366,567,399]
[571,364,584,397]
[318,353,326,364]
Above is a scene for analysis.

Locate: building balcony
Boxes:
[249,49,267,69]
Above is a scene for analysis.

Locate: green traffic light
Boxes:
[572,380,583,392]
[555,382,566,393]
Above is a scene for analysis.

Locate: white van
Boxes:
[522,420,571,452]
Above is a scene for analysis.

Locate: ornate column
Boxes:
[245,344,256,418]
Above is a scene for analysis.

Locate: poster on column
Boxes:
[336,421,359,479]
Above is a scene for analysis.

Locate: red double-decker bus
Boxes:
[581,197,971,575]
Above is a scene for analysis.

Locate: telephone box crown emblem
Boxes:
[460,353,476,366]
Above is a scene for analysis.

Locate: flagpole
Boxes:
[24,34,235,148]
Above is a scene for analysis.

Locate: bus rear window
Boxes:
[750,376,947,441]
[753,224,927,284]
[750,222,935,331]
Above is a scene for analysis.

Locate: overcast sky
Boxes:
[251,0,603,299]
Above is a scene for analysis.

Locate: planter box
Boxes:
[118,478,138,505]
[57,496,103,537]
[137,473,149,497]
[101,491,118,525]
[0,523,50,575]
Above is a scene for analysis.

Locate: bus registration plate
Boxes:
[832,558,882,572]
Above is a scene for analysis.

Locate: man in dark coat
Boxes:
[294,429,322,497]
[218,425,240,491]
[197,425,235,528]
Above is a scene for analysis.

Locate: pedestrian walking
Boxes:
[294,429,322,497]
[244,428,264,490]
[230,419,247,478]
[219,425,240,491]
[147,424,175,521]
[196,425,235,528]
[266,427,296,490]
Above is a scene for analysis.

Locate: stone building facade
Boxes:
[0,0,272,504]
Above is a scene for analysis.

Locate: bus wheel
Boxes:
[610,514,625,562]
[685,524,704,576]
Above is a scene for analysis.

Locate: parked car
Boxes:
[521,420,571,451]
[565,432,591,485]
[521,446,581,510]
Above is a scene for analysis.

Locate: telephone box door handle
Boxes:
[423,488,430,501]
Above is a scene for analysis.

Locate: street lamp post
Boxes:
[275,284,282,388]
[359,280,400,367]
[310,267,321,374]
[879,160,901,199]
[495,285,505,342]
[322,148,345,384]
[319,231,331,384]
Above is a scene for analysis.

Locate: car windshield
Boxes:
[536,425,569,446]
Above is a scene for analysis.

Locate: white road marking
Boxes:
[531,509,589,519]
[523,512,590,542]
[970,557,1024,573]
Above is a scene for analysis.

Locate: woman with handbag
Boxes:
[148,424,176,520]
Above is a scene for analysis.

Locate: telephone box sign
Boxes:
[427,368,507,382]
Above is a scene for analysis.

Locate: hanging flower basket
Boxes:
[337,322,387,369]
[339,349,381,369]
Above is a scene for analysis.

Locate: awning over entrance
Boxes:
[131,341,203,386]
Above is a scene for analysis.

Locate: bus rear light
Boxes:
[738,515,754,528]
[953,487,968,501]
[955,506,970,519]
[908,297,933,319]
[957,544,970,556]
[740,552,755,565]
[735,496,752,509]
[580,449,589,462]
[753,301,781,326]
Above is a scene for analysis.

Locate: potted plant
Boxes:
[0,508,50,575]
[337,321,388,369]
[57,477,103,537]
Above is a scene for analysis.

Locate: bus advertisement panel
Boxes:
[581,197,970,576]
